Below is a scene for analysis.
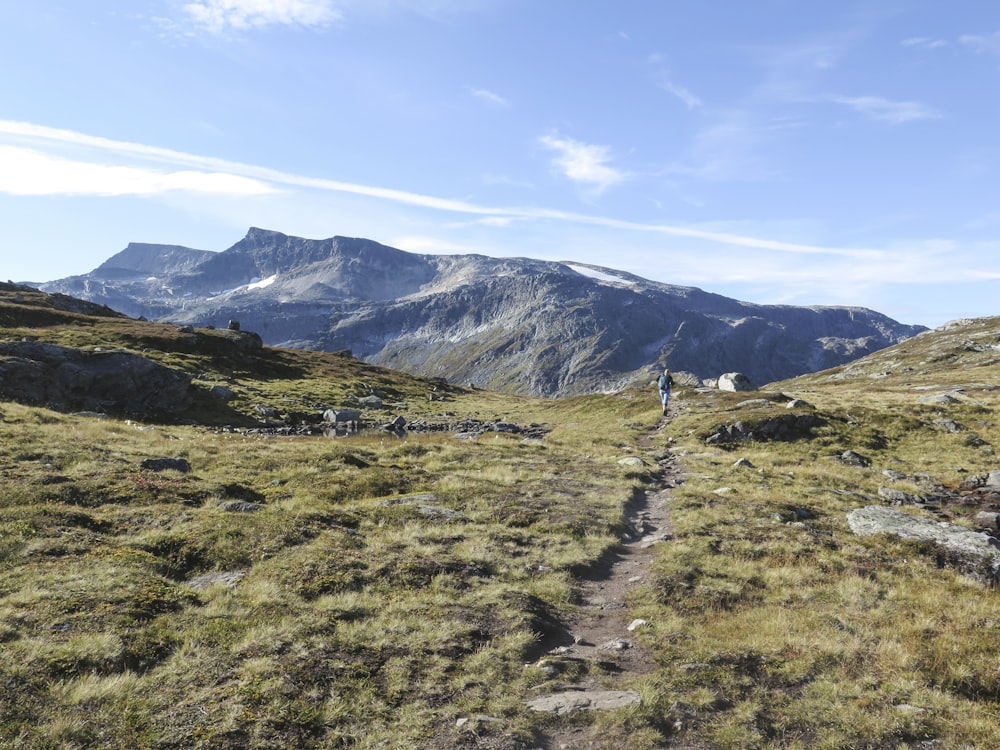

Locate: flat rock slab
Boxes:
[525,689,641,714]
[847,505,1000,583]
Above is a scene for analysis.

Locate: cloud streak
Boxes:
[960,31,1000,56]
[0,145,275,196]
[831,95,942,124]
[467,86,509,107]
[0,119,882,259]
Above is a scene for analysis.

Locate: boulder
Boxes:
[705,414,823,445]
[718,372,754,392]
[140,457,192,473]
[324,408,362,424]
[847,505,1000,584]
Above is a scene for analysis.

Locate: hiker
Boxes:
[657,368,674,415]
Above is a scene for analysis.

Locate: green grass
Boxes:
[3,288,1000,748]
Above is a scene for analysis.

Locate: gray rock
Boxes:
[209,385,235,401]
[525,690,641,714]
[598,638,632,651]
[918,393,961,405]
[839,450,871,468]
[219,501,263,513]
[0,341,192,417]
[878,486,919,505]
[140,457,191,473]
[847,505,1000,583]
[358,395,383,408]
[974,512,1000,531]
[933,418,963,433]
[415,505,467,522]
[186,570,245,590]
[705,414,823,444]
[324,408,361,424]
[617,456,646,467]
[381,415,407,431]
[718,372,755,392]
[378,493,467,521]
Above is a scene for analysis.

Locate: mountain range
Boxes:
[39,227,928,397]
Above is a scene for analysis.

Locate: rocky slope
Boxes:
[41,228,927,396]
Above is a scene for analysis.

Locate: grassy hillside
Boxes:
[1,285,999,748]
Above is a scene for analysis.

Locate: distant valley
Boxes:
[40,227,927,396]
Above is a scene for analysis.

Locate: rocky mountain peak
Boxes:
[40,229,929,396]
[94,243,214,278]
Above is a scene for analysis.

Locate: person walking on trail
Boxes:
[657,368,674,416]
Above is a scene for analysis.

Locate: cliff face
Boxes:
[40,228,927,396]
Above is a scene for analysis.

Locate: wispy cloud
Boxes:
[960,31,1000,56]
[538,134,628,192]
[657,78,702,110]
[467,87,509,107]
[180,0,342,34]
[901,36,948,50]
[647,55,702,110]
[0,145,275,196]
[0,119,882,258]
[830,95,942,124]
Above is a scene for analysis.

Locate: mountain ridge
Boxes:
[40,227,928,396]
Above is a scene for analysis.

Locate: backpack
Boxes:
[658,373,672,390]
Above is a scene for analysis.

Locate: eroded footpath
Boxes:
[526,416,681,747]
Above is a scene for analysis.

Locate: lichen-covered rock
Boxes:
[847,505,1000,584]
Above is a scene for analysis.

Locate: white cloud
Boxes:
[538,134,628,192]
[467,87,509,107]
[830,95,942,124]
[0,145,276,196]
[181,0,342,34]
[960,31,1000,56]
[901,36,948,50]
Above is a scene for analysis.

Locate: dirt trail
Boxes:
[527,414,682,748]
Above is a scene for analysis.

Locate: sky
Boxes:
[1,1,999,329]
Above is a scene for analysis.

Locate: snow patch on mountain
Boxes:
[564,263,637,286]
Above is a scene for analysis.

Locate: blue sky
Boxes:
[1,1,999,328]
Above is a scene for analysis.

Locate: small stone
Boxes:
[618,456,645,467]
[598,638,631,651]
[627,619,648,632]
[219,500,263,513]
